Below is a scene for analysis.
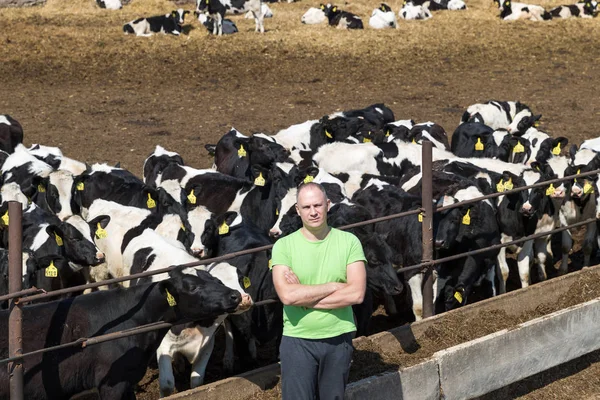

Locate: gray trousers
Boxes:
[279,332,354,400]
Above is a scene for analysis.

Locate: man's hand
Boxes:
[283,267,300,284]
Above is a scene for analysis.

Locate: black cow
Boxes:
[0,269,242,399]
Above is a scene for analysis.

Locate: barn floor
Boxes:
[2,0,600,398]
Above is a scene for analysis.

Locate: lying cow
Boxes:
[123,9,190,36]
[302,5,327,23]
[369,3,397,28]
[500,0,552,20]
[96,0,122,9]
[399,1,433,20]
[324,4,364,29]
[549,0,598,17]
[197,12,239,34]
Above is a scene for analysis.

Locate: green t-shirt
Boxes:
[271,227,367,339]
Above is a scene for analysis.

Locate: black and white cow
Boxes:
[407,122,450,150]
[1,144,54,198]
[500,0,552,20]
[411,0,466,9]
[550,0,598,17]
[302,5,328,23]
[521,127,569,164]
[0,115,24,154]
[123,9,190,37]
[143,145,185,187]
[196,0,264,35]
[369,3,397,28]
[28,144,87,176]
[0,269,244,400]
[461,100,540,133]
[323,4,364,28]
[96,0,122,9]
[399,1,433,20]
[451,122,531,163]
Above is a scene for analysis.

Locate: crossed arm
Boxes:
[272,261,366,310]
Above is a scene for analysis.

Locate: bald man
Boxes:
[272,182,367,400]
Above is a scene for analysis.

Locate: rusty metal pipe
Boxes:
[421,142,434,318]
[8,202,23,400]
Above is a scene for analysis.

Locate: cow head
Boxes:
[520,165,553,216]
[161,268,243,319]
[565,160,599,204]
[509,113,541,135]
[171,9,190,25]
[500,135,531,164]
[362,234,403,296]
[60,215,109,267]
[196,0,211,13]
[248,136,290,167]
[383,121,413,142]
[583,0,598,14]
[535,137,569,164]
[379,2,393,12]
[24,255,84,299]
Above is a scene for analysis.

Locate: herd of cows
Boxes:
[101,0,599,37]
[0,100,600,397]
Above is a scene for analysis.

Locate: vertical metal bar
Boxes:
[421,142,434,318]
[8,201,24,400]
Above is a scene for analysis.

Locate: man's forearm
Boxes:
[311,283,364,309]
[280,282,342,307]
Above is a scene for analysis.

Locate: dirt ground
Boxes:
[2,0,600,398]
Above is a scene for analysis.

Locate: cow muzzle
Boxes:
[269,229,282,239]
[234,293,253,313]
[192,248,206,258]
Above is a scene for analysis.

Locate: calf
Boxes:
[324,4,364,28]
[302,5,327,23]
[521,127,569,164]
[451,122,531,163]
[461,100,538,132]
[1,144,53,198]
[0,269,243,400]
[550,0,598,17]
[143,145,185,186]
[196,0,264,35]
[399,1,433,20]
[197,12,239,34]
[500,0,552,20]
[123,9,190,36]
[0,115,24,154]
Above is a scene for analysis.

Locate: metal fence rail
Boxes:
[4,145,600,398]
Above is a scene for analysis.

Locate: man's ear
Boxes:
[327,199,331,212]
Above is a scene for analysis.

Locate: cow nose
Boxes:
[435,240,445,248]
[192,248,205,258]
[241,293,253,305]
[269,229,281,238]
[96,252,105,262]
[521,206,533,215]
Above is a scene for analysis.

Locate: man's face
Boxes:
[296,186,330,230]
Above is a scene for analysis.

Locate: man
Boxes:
[271,182,367,400]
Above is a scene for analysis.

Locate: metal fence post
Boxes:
[421,142,434,318]
[8,201,24,400]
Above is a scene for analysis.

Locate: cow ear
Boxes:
[46,224,65,247]
[88,215,111,231]
[569,144,578,161]
[114,162,121,168]
[29,175,48,197]
[223,211,240,227]
[530,161,542,172]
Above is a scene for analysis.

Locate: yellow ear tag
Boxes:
[1,211,8,226]
[552,143,561,155]
[243,276,251,289]
[238,145,247,157]
[180,223,186,231]
[38,184,46,193]
[575,169,580,183]
[332,6,337,12]
[254,173,266,187]
[325,130,333,139]
[268,259,273,270]
[584,182,594,194]
[503,178,513,190]
[320,4,325,9]
[147,193,156,209]
[96,223,108,239]
[219,222,230,235]
[166,289,177,307]
[534,121,540,128]
[475,138,484,151]
[462,209,471,225]
[303,175,314,184]
[76,182,84,191]
[55,233,63,246]
[275,208,279,216]
[454,291,463,303]
[546,184,555,196]
[412,138,417,144]
[496,179,505,193]
[385,130,390,137]
[418,213,423,222]
[363,137,372,143]
[513,142,525,154]
[187,190,197,205]
[45,261,58,278]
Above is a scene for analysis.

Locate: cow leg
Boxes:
[191,334,217,388]
[560,229,572,275]
[496,246,509,294]
[516,240,533,288]
[254,10,265,33]
[217,13,223,36]
[157,353,176,398]
[534,238,548,282]
[222,318,235,373]
[583,221,597,267]
[407,273,423,321]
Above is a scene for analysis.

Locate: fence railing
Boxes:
[4,142,600,398]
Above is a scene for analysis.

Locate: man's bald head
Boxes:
[297,182,328,203]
